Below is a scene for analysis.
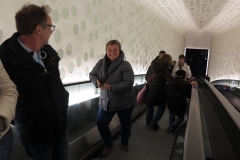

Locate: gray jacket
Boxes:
[89,51,136,111]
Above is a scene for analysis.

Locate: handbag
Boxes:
[136,73,155,104]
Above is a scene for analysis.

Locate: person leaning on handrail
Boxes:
[144,54,197,130]
[166,69,197,135]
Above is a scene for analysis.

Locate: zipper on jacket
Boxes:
[42,54,58,75]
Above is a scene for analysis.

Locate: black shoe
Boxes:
[166,128,171,134]
[150,124,159,130]
[101,147,111,157]
[120,145,128,152]
[171,129,176,135]
[166,128,175,135]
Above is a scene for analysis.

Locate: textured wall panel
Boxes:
[209,26,240,81]
[0,0,184,84]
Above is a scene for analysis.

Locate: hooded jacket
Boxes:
[145,60,190,106]
[167,78,192,116]
[89,51,136,111]
[0,32,69,145]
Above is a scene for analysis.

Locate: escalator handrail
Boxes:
[206,79,240,130]
[183,86,205,160]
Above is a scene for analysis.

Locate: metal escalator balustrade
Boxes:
[198,78,240,160]
[183,84,205,160]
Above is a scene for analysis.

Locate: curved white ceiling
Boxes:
[146,0,240,34]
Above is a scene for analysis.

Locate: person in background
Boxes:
[144,54,191,130]
[172,55,192,78]
[0,3,69,160]
[152,50,166,63]
[0,60,18,160]
[169,60,176,73]
[89,40,136,157]
[146,50,166,75]
[166,70,197,135]
[158,50,166,58]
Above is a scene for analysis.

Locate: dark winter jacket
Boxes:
[0,32,69,145]
[89,51,136,111]
[169,65,175,73]
[167,78,192,116]
[145,60,190,107]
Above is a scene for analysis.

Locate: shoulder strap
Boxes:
[147,73,155,84]
[105,72,113,83]
[105,61,124,83]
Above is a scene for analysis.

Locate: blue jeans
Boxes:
[24,132,68,160]
[146,104,166,125]
[169,111,184,130]
[96,105,135,147]
[0,128,13,160]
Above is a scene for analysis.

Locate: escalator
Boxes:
[219,91,240,112]
[197,78,240,160]
[9,77,240,160]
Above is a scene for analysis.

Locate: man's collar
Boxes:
[17,37,32,53]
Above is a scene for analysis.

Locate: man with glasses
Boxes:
[0,3,69,160]
[42,24,56,32]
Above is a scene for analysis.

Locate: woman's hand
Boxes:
[97,80,103,88]
[103,83,111,90]
[97,80,111,90]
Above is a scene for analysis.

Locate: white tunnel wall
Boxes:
[3,1,238,84]
[209,26,240,82]
[0,0,185,84]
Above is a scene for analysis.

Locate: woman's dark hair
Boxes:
[15,3,51,35]
[158,54,172,68]
[105,40,121,51]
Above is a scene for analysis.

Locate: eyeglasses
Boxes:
[42,24,56,32]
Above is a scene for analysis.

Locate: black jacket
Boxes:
[0,32,69,145]
[145,60,190,107]
[167,78,191,116]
